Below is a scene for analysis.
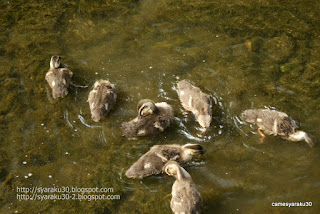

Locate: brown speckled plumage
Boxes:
[242,109,296,136]
[45,56,87,99]
[87,80,117,122]
[125,144,205,179]
[164,161,202,214]
[177,80,212,131]
[242,109,315,147]
[45,56,72,99]
[121,99,174,137]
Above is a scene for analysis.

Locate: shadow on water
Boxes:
[1,0,320,213]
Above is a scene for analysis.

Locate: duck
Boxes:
[176,80,212,133]
[45,55,87,99]
[163,161,202,214]
[87,79,117,122]
[241,109,315,147]
[121,99,174,137]
[125,143,205,179]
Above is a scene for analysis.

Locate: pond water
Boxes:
[1,0,320,213]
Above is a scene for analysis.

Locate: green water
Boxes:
[1,0,320,213]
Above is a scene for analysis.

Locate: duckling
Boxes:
[87,80,117,122]
[242,109,315,147]
[121,99,174,137]
[125,143,205,179]
[45,56,87,99]
[163,161,202,214]
[177,80,212,133]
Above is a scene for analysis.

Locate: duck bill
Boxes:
[200,127,208,135]
[305,137,316,148]
[200,148,206,155]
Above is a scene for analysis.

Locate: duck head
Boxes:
[181,144,206,161]
[195,95,212,131]
[197,114,212,131]
[137,99,158,117]
[288,130,316,148]
[50,55,61,69]
[163,161,191,181]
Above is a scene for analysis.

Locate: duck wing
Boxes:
[171,181,202,214]
[45,68,72,98]
[88,84,116,121]
[177,80,202,112]
[125,146,180,178]
[256,110,297,136]
[121,114,161,137]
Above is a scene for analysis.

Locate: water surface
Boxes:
[1,0,320,213]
